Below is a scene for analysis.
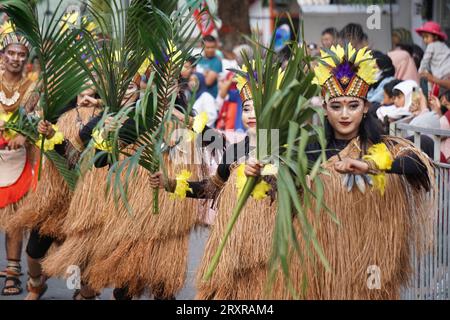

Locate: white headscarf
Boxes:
[393,80,419,111]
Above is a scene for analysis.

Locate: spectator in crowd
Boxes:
[388,48,419,83]
[407,88,441,136]
[196,35,223,98]
[233,44,253,66]
[220,40,238,78]
[392,28,424,69]
[377,80,417,121]
[367,51,396,105]
[339,23,366,49]
[429,90,450,163]
[180,56,199,101]
[376,79,402,121]
[321,27,338,49]
[416,21,450,95]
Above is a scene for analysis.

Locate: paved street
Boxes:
[0,227,210,300]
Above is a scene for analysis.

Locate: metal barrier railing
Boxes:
[391,121,450,300]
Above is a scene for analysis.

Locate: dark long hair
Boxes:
[324,102,384,153]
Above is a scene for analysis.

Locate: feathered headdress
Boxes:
[313,44,378,101]
[0,20,32,52]
[233,62,284,103]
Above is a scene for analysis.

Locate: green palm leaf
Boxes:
[204,24,336,298]
[87,0,203,214]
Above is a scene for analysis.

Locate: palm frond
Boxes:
[101,0,204,214]
[204,25,335,299]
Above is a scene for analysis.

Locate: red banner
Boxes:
[193,2,216,37]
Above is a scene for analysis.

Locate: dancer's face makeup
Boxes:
[325,97,367,140]
[3,44,28,74]
[242,99,257,135]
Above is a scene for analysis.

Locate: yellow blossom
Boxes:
[252,180,271,200]
[236,163,271,200]
[92,129,112,153]
[170,170,193,200]
[192,112,208,134]
[0,111,17,140]
[236,164,247,197]
[36,125,64,152]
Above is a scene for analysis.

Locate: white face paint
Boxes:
[325,96,368,140]
[3,44,28,75]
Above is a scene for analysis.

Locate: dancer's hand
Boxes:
[245,159,264,178]
[38,120,55,139]
[7,134,27,150]
[104,116,127,137]
[334,158,369,175]
[149,171,164,189]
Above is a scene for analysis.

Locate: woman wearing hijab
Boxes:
[377,80,418,121]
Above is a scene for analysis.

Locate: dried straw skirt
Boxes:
[5,107,98,241]
[196,137,434,300]
[43,142,207,298]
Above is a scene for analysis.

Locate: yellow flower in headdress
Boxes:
[234,61,257,92]
[167,41,182,63]
[60,11,79,33]
[319,49,337,68]
[331,45,345,61]
[235,64,249,92]
[313,63,332,86]
[357,58,378,85]
[354,46,378,85]
[363,143,393,195]
[0,20,14,37]
[138,57,151,76]
[170,170,193,200]
[36,125,64,152]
